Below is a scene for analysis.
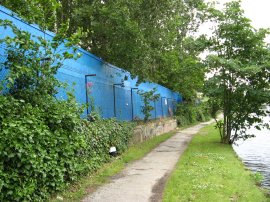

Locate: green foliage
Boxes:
[0,95,86,201]
[83,119,134,162]
[0,21,134,201]
[204,1,270,144]
[138,88,160,122]
[1,0,60,30]
[251,172,264,186]
[74,0,208,98]
[0,94,134,201]
[175,102,211,127]
[158,36,209,101]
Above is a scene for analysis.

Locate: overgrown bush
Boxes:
[0,95,133,201]
[0,20,134,201]
[0,95,86,201]
[82,119,134,168]
[175,102,211,127]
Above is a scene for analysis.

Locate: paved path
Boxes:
[83,120,215,202]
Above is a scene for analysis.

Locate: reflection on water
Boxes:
[233,116,270,190]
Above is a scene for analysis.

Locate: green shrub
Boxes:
[0,96,82,200]
[175,102,211,127]
[0,96,78,200]
[0,95,134,201]
[83,119,134,166]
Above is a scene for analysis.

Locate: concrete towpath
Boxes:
[83,119,215,202]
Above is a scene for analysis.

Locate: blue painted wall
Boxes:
[0,5,183,121]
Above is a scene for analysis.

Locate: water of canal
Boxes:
[233,115,270,190]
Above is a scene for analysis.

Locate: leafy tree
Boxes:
[68,0,209,99]
[138,88,160,122]
[146,0,209,100]
[1,0,60,31]
[158,35,209,101]
[204,1,270,144]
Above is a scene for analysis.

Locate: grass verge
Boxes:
[50,131,175,202]
[163,124,270,202]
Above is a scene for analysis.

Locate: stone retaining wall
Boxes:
[131,118,177,144]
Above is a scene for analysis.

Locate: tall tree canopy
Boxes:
[1,0,60,30]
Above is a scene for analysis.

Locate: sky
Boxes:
[198,0,270,59]
[217,0,270,29]
[199,0,270,42]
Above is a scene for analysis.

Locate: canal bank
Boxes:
[163,124,269,202]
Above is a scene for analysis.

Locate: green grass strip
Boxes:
[163,124,269,202]
[50,131,175,202]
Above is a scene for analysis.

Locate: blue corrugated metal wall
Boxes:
[0,5,183,121]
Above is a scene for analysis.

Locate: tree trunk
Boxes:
[221,112,232,144]
[220,68,233,144]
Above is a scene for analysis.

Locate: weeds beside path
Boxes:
[163,124,269,202]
